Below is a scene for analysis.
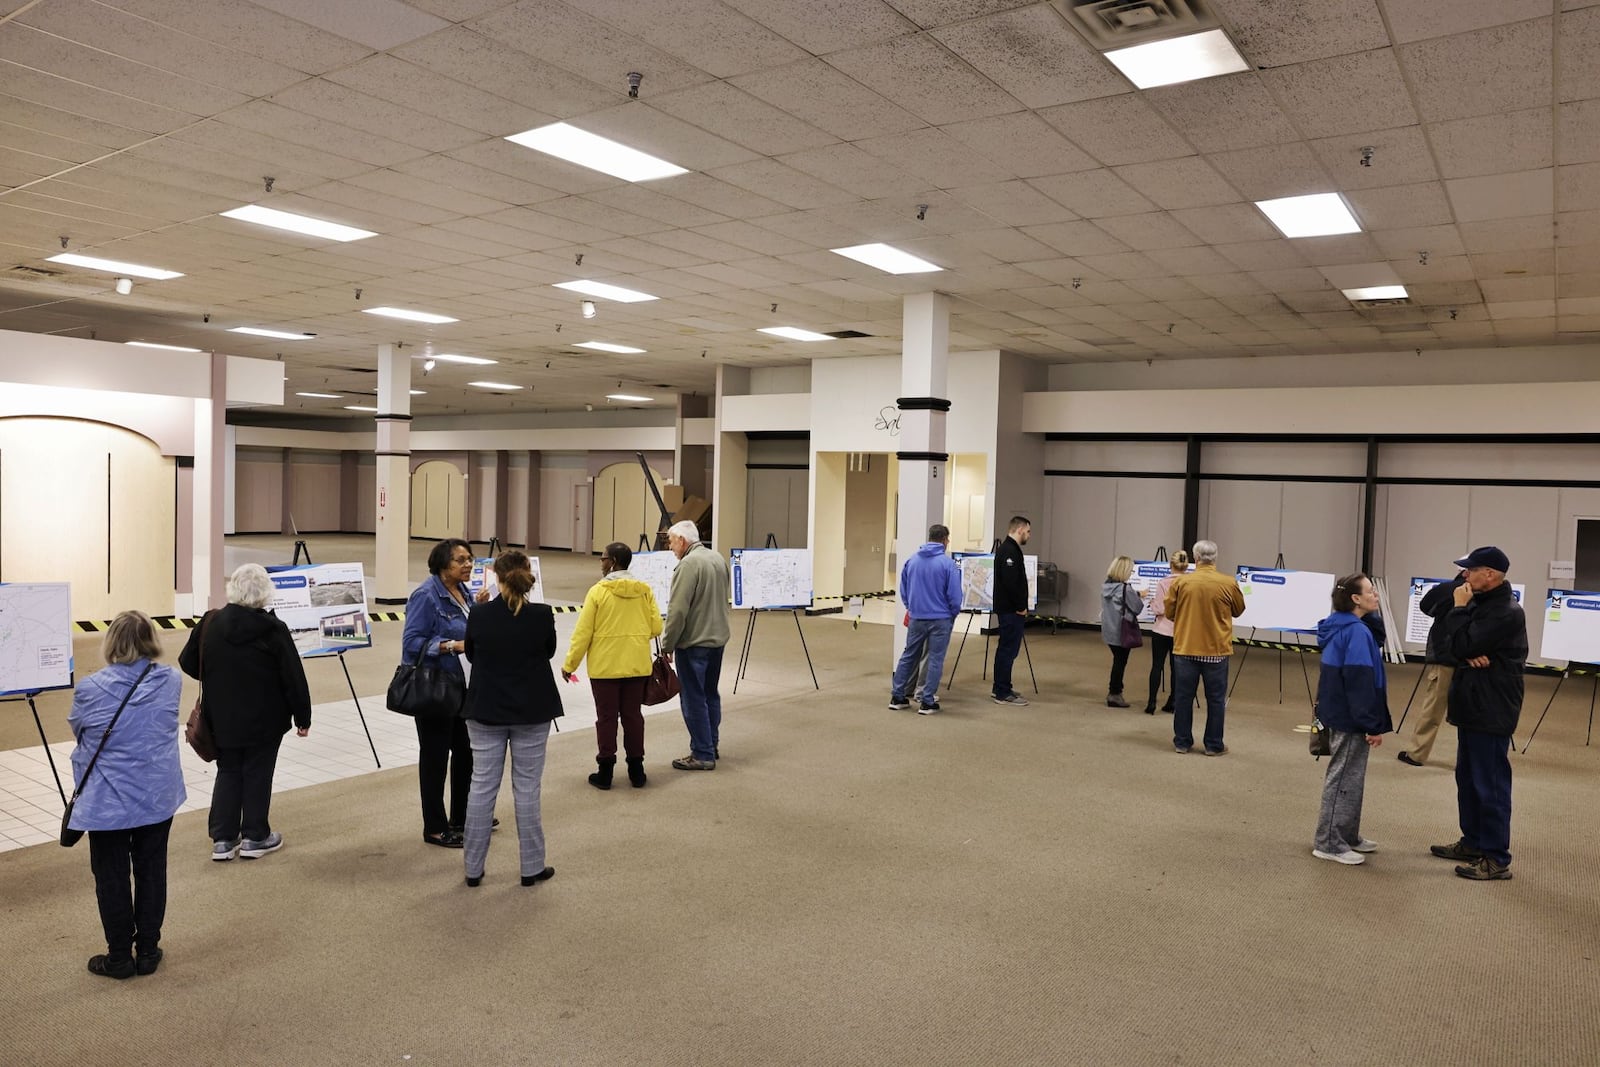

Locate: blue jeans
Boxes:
[1172,656,1229,752]
[892,617,954,704]
[676,645,724,761]
[993,613,1025,697]
[1456,728,1513,866]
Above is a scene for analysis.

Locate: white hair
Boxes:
[668,520,701,547]
[1192,540,1219,564]
[227,563,274,609]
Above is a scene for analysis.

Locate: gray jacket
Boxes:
[1100,581,1144,647]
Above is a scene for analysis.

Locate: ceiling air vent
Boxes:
[7,265,64,280]
[825,330,872,339]
[333,365,378,373]
[1058,0,1221,49]
[1351,297,1414,309]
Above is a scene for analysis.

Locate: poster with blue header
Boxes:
[1405,577,1525,646]
[465,556,543,603]
[1130,560,1193,624]
[1539,588,1600,663]
[1234,566,1335,634]
[265,563,371,657]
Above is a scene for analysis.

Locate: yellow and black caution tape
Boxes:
[72,605,591,634]
[810,590,897,604]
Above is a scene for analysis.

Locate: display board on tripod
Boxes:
[1539,588,1600,663]
[952,553,1038,612]
[466,555,544,603]
[1404,577,1526,646]
[629,551,678,615]
[730,548,812,610]
[1234,566,1334,634]
[266,563,372,657]
[0,582,72,695]
[1130,561,1193,623]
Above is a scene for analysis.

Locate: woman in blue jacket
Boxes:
[68,611,185,979]
[1311,574,1394,866]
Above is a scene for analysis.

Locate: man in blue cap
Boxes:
[1429,546,1526,880]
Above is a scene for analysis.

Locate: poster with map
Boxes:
[0,582,72,695]
[730,549,812,610]
[952,554,1038,612]
[466,556,545,603]
[629,551,678,616]
[266,563,372,657]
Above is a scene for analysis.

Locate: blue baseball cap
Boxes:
[1453,546,1510,572]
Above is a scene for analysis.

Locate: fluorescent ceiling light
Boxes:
[125,341,201,352]
[410,389,426,395]
[830,243,943,275]
[220,204,376,242]
[574,341,646,354]
[607,393,653,403]
[47,253,182,280]
[468,381,524,390]
[362,306,458,324]
[427,353,497,365]
[1342,285,1409,301]
[553,280,658,303]
[344,405,379,412]
[759,327,834,342]
[229,326,315,340]
[1103,28,1249,90]
[1254,193,1362,238]
[296,391,343,399]
[505,122,687,182]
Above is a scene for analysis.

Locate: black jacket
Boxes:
[463,598,564,726]
[992,536,1028,614]
[1421,576,1465,665]
[179,604,312,748]
[1441,582,1527,736]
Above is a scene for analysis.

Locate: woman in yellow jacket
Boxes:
[562,542,664,789]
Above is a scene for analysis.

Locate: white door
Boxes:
[573,483,592,555]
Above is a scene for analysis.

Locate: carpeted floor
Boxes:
[3,537,1599,1065]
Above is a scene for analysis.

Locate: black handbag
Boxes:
[386,644,465,719]
[1119,583,1144,649]
[1309,703,1332,759]
[61,662,156,847]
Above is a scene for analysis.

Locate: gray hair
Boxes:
[667,520,701,546]
[102,610,162,665]
[1192,540,1219,564]
[227,563,274,609]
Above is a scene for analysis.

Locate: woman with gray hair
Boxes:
[179,563,312,861]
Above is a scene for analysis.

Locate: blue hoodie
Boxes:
[1315,611,1393,736]
[899,542,963,620]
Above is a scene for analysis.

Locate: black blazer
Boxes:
[463,598,564,726]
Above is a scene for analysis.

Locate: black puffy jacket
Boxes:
[1441,582,1527,736]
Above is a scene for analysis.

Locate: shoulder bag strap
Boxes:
[70,661,156,804]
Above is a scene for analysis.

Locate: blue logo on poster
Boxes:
[271,575,307,590]
[1252,574,1286,585]
[1568,598,1600,611]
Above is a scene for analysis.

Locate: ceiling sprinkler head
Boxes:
[114,277,133,295]
[627,72,642,99]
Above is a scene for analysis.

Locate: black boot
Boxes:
[588,756,615,790]
[626,756,647,788]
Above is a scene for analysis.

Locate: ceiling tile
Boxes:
[1218,239,1308,271]
[448,140,616,196]
[1559,162,1600,212]
[1217,0,1390,64]
[1458,216,1556,252]
[0,58,202,136]
[1444,168,1555,222]
[1091,213,1203,251]
[1346,181,1453,228]
[1428,108,1553,179]
[322,55,540,137]
[1559,209,1600,245]
[467,1,714,96]
[393,156,563,207]
[1308,126,1439,190]
[267,79,486,154]
[1188,272,1268,297]
[1293,234,1385,265]
[574,103,761,173]
[1480,276,1556,301]
[949,182,1078,226]
[707,159,860,210]
[97,0,375,74]
[1038,95,1192,166]
[249,0,449,51]
[1145,75,1299,152]
[1399,18,1552,122]
[1470,248,1556,276]
[1259,49,1417,138]
[825,33,1023,125]
[730,58,924,141]
[1073,251,1164,280]
[950,227,1064,262]
[884,0,1037,28]
[1558,6,1600,101]
[1382,0,1552,44]
[1146,246,1236,275]
[560,0,809,78]
[853,127,1013,189]
[651,82,837,158]
[722,0,916,54]
[1113,157,1241,210]
[1371,224,1466,258]
[1169,203,1279,243]
[1024,220,1129,257]
[390,28,614,117]
[939,111,1101,179]
[215,101,428,168]
[779,144,921,200]
[1206,142,1334,201]
[584,186,731,229]
[931,4,1127,109]
[1558,100,1600,165]
[1029,169,1155,218]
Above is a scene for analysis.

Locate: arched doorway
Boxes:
[410,460,466,540]
[591,460,669,554]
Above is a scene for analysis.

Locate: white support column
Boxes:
[892,292,951,664]
[374,344,413,603]
[190,353,227,613]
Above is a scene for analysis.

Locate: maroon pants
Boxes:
[591,676,648,759]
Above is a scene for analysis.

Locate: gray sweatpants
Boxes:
[464,720,550,880]
[1314,730,1372,855]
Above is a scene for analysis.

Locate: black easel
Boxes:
[487,536,502,557]
[1391,666,1429,733]
[764,532,779,548]
[308,649,381,768]
[4,691,69,805]
[944,611,1038,694]
[292,540,313,565]
[733,608,818,693]
[1520,663,1600,754]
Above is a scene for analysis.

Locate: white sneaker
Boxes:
[1312,848,1365,865]
[1352,838,1379,853]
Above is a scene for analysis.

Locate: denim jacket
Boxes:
[401,575,471,678]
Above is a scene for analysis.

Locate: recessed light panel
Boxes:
[362,306,458,324]
[574,341,646,354]
[553,280,658,303]
[1254,193,1362,238]
[1342,285,1409,301]
[607,394,653,403]
[296,391,343,399]
[48,253,183,280]
[830,243,943,275]
[427,353,497,365]
[1103,28,1249,90]
[124,341,201,352]
[410,389,426,395]
[220,205,376,242]
[759,327,834,342]
[344,405,379,412]
[505,122,687,182]
[229,326,316,339]
[468,381,524,390]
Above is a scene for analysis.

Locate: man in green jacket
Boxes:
[662,520,731,770]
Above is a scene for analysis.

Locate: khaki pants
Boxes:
[1403,663,1454,763]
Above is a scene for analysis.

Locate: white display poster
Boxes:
[628,551,678,616]
[1538,588,1600,663]
[266,563,372,657]
[1405,577,1526,647]
[0,582,73,695]
[466,556,544,603]
[730,549,813,610]
[1129,561,1194,624]
[1234,566,1336,634]
[953,554,1038,612]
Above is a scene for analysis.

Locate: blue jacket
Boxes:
[899,543,962,620]
[402,575,472,678]
[1315,612,1393,736]
[67,660,186,831]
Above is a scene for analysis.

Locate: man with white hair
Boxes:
[661,520,731,770]
[1163,540,1245,755]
